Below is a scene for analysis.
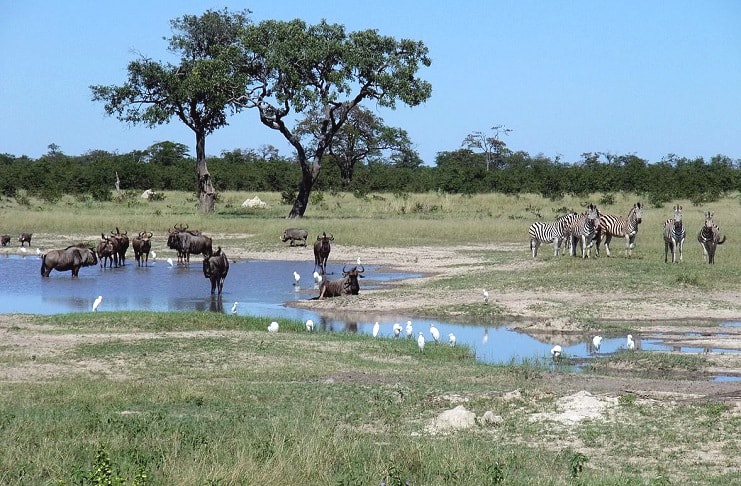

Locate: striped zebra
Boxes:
[528,212,578,258]
[567,203,601,258]
[663,205,686,263]
[595,202,643,258]
[698,211,726,264]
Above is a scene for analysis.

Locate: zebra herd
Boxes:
[529,202,727,264]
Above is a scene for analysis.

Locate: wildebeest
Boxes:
[41,244,98,277]
[1,235,10,246]
[168,224,212,263]
[202,246,229,294]
[19,233,32,247]
[281,228,309,247]
[132,231,154,266]
[313,232,334,275]
[96,234,116,268]
[111,228,129,266]
[318,265,364,299]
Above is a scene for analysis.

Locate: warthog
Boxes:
[318,265,364,299]
[41,244,98,277]
[19,233,32,247]
[313,232,334,275]
[202,246,229,294]
[280,228,309,247]
[132,231,154,266]
[1,235,10,246]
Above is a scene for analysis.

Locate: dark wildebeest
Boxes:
[318,265,364,299]
[167,224,211,263]
[111,228,129,266]
[19,233,32,247]
[281,228,309,247]
[313,232,334,275]
[132,231,154,267]
[1,235,10,246]
[96,234,116,268]
[41,244,98,277]
[202,246,229,294]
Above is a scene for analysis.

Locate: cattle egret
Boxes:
[231,302,238,315]
[150,250,157,261]
[429,324,440,343]
[592,335,603,351]
[626,334,636,350]
[167,257,174,267]
[482,328,489,344]
[372,321,380,338]
[36,248,41,256]
[357,257,362,265]
[293,271,301,286]
[551,345,562,359]
[405,320,413,338]
[313,271,321,283]
[305,319,314,332]
[92,295,103,312]
[448,333,457,347]
[417,332,425,352]
[268,321,279,333]
[483,288,489,304]
[20,247,27,253]
[393,322,402,338]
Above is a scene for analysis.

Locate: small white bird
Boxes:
[372,321,380,338]
[417,331,425,352]
[429,324,440,343]
[482,328,489,344]
[293,271,301,286]
[313,271,321,282]
[167,257,174,267]
[393,322,402,338]
[551,345,562,359]
[357,257,362,266]
[592,335,603,351]
[36,248,41,256]
[20,247,27,253]
[626,334,636,350]
[268,321,279,333]
[92,295,103,312]
[231,302,238,315]
[448,332,457,347]
[483,288,489,304]
[305,319,314,332]
[150,250,157,261]
[405,320,413,338]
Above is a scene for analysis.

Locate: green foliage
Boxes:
[567,451,589,479]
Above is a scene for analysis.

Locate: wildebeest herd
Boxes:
[527,202,727,264]
[13,224,364,300]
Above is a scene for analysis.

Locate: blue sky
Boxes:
[2,1,740,165]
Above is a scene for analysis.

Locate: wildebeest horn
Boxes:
[329,233,334,241]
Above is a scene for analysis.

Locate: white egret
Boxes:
[150,250,157,261]
[92,295,103,312]
[293,271,301,286]
[372,321,380,338]
[429,324,440,343]
[36,248,41,256]
[592,335,603,351]
[551,345,562,359]
[357,257,362,266]
[626,334,636,350]
[405,320,413,338]
[393,322,402,338]
[417,332,425,352]
[483,288,489,304]
[167,257,174,267]
[305,319,314,332]
[20,247,27,253]
[448,333,457,347]
[231,302,238,315]
[313,271,321,283]
[268,321,280,333]
[482,328,489,344]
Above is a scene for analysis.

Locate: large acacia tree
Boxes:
[236,19,432,218]
[91,9,251,212]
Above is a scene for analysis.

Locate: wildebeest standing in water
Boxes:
[41,244,98,277]
[318,265,364,299]
[313,232,334,275]
[202,246,229,294]
[133,231,154,266]
[19,233,32,247]
[111,228,129,266]
[0,235,10,246]
[96,234,116,268]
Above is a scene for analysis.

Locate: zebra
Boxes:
[528,212,578,258]
[697,211,726,264]
[663,205,686,263]
[595,202,644,258]
[567,203,601,258]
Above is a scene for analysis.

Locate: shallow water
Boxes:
[2,254,739,371]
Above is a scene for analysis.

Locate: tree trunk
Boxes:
[288,155,321,218]
[195,130,215,213]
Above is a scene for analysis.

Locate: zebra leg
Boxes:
[603,234,612,257]
[530,239,540,258]
[664,240,670,263]
[678,239,684,262]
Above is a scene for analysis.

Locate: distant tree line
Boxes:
[1,142,738,208]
